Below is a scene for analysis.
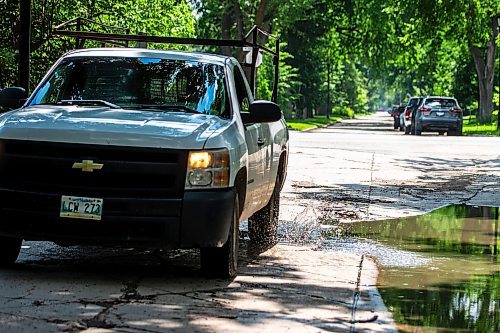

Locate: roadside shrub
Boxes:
[332,106,354,119]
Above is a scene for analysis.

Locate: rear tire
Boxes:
[249,177,280,245]
[0,236,22,267]
[404,126,410,135]
[414,116,422,136]
[399,125,404,132]
[438,131,445,136]
[449,128,462,136]
[200,192,239,278]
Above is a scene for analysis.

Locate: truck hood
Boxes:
[0,105,230,149]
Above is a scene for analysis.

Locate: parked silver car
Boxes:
[413,97,463,136]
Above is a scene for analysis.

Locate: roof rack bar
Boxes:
[244,25,278,41]
[54,17,80,30]
[52,18,280,103]
[53,30,278,57]
[272,38,280,103]
[249,28,259,97]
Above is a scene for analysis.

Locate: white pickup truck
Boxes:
[0,48,289,278]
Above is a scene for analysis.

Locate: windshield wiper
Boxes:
[133,105,200,114]
[57,100,121,109]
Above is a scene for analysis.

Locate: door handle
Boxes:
[257,138,265,146]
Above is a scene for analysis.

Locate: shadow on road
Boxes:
[0,239,365,332]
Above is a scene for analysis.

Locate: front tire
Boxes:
[200,192,239,278]
[0,236,22,267]
[404,126,410,135]
[249,177,280,245]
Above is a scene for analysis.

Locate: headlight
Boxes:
[185,149,230,189]
[189,152,212,169]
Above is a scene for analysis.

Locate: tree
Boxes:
[0,0,195,88]
[468,11,499,122]
[193,0,302,117]
[354,0,500,122]
[193,0,278,55]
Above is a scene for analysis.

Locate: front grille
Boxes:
[0,140,188,199]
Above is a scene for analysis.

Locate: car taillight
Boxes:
[404,109,410,119]
[450,107,462,113]
[419,106,431,115]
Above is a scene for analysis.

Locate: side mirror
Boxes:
[0,87,28,110]
[241,100,282,124]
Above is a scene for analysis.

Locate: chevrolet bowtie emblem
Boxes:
[72,160,104,172]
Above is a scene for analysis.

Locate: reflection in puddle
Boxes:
[323,205,500,333]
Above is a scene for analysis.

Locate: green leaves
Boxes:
[0,0,196,89]
[1,0,498,117]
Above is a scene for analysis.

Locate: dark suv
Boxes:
[392,104,406,130]
[413,97,463,136]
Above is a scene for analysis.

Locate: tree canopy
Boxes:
[1,0,499,122]
[0,0,195,89]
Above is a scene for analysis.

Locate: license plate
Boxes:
[436,112,444,116]
[60,196,103,220]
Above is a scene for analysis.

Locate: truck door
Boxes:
[260,121,275,198]
[233,67,266,211]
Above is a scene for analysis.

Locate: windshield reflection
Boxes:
[30,57,230,118]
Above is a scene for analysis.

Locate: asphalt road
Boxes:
[282,112,500,224]
[2,112,499,333]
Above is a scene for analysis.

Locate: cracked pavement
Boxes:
[1,243,390,333]
[2,112,499,332]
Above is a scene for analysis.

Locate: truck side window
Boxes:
[233,68,250,113]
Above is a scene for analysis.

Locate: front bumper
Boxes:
[0,188,235,249]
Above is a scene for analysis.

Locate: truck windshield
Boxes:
[30,57,230,118]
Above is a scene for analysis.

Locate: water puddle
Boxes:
[322,205,499,332]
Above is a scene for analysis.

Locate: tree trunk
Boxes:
[220,1,248,57]
[220,3,233,56]
[476,74,494,123]
[469,15,498,124]
[255,0,272,32]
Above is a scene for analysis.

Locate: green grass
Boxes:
[286,113,371,131]
[286,115,342,131]
[463,122,500,135]
[463,112,500,136]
